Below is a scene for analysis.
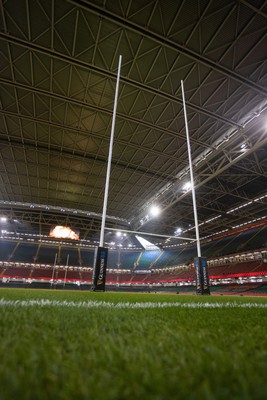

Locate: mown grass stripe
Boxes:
[0,298,266,309]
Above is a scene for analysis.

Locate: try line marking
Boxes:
[0,299,266,309]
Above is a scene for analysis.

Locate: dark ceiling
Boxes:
[0,0,266,247]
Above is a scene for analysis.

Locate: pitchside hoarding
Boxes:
[92,247,108,291]
[194,257,210,295]
[201,257,210,295]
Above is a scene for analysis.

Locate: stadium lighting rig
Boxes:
[106,227,195,242]
[182,182,192,192]
[227,193,267,214]
[150,205,161,217]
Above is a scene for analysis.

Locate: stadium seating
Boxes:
[250,284,267,294]
[12,242,38,262]
[59,247,80,266]
[130,273,148,284]
[38,245,58,264]
[80,270,93,282]
[152,250,175,268]
[120,251,141,269]
[1,266,30,279]
[0,224,266,294]
[0,240,18,261]
[80,249,95,266]
[117,272,133,284]
[144,271,166,283]
[137,250,162,268]
[170,247,198,266]
[208,261,267,278]
[106,250,122,268]
[31,267,53,280]
[62,269,82,281]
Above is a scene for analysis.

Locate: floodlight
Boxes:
[1,217,7,222]
[150,205,160,217]
[240,143,248,153]
[116,231,122,237]
[183,182,192,191]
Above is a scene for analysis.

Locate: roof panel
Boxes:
[0,0,266,243]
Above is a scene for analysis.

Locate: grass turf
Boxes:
[0,288,266,400]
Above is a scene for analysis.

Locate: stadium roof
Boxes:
[0,0,266,246]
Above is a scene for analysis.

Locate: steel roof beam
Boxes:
[132,114,267,229]
[0,32,243,128]
[0,76,211,149]
[68,0,267,96]
[0,201,128,224]
[0,135,176,182]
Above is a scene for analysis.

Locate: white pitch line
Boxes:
[0,299,266,309]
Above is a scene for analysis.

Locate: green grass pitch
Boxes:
[0,288,266,400]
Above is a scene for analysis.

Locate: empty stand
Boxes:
[137,250,162,269]
[0,240,18,261]
[80,270,93,282]
[80,249,95,266]
[120,251,141,269]
[1,266,30,279]
[31,267,53,280]
[37,245,58,264]
[152,250,174,268]
[59,247,80,266]
[11,242,38,262]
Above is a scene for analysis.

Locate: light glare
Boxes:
[183,182,192,191]
[150,205,160,217]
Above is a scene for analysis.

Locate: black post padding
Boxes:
[92,247,108,292]
[194,257,210,295]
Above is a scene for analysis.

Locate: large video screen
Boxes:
[49,226,79,240]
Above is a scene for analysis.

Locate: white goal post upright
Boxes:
[92,55,122,291]
[181,80,210,295]
[99,55,122,248]
[181,80,201,257]
[50,252,57,288]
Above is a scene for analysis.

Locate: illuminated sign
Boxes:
[49,226,79,240]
